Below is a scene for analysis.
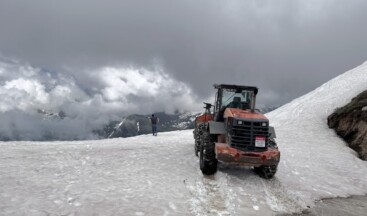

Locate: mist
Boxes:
[0,58,199,140]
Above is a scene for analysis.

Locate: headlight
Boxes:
[238,120,243,125]
[262,122,267,127]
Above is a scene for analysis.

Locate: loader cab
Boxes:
[213,84,258,121]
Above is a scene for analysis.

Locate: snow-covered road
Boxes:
[0,131,302,216]
[1,61,367,216]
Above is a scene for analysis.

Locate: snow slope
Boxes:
[266,61,367,206]
[1,62,367,215]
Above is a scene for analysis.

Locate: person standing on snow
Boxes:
[148,114,159,136]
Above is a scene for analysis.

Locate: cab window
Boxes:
[220,89,253,109]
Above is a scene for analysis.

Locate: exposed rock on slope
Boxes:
[328,90,367,160]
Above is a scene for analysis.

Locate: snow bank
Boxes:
[267,61,367,207]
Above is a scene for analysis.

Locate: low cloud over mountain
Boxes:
[0,58,200,140]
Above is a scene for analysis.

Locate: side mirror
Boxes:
[203,102,213,109]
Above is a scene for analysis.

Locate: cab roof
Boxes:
[213,84,258,95]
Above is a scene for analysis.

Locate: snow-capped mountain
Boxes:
[104,107,279,139]
[0,106,278,141]
[104,112,200,139]
[37,109,66,120]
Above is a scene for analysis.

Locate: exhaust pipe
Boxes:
[251,93,256,113]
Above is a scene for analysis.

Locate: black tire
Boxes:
[254,165,278,179]
[199,131,217,175]
[194,139,199,157]
[194,123,205,157]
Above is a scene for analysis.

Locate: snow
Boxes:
[0,131,297,215]
[1,62,367,215]
[266,61,367,207]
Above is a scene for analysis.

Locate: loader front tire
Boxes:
[254,165,277,179]
[194,123,205,157]
[200,131,217,175]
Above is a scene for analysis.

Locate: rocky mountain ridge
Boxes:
[328,90,367,160]
[0,107,278,141]
[104,106,280,139]
[102,112,200,138]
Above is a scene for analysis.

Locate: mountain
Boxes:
[103,112,200,138]
[103,106,279,139]
[258,105,280,114]
[37,109,66,120]
[0,106,278,141]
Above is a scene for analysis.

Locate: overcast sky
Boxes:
[1,0,367,140]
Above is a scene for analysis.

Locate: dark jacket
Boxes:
[150,116,159,125]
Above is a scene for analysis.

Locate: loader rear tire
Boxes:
[200,131,217,175]
[254,165,277,179]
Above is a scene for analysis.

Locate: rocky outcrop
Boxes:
[328,90,367,160]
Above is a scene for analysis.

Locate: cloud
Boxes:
[0,58,200,140]
[1,0,365,107]
[0,0,367,139]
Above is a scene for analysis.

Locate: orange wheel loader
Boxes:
[193,84,280,178]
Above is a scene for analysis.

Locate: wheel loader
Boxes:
[193,84,280,179]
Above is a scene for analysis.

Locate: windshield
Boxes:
[221,88,253,109]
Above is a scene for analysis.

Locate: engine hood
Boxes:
[224,108,268,120]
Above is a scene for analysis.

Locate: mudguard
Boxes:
[269,126,276,139]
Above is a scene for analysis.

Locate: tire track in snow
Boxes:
[185,173,236,216]
[261,178,304,214]
[185,163,305,215]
